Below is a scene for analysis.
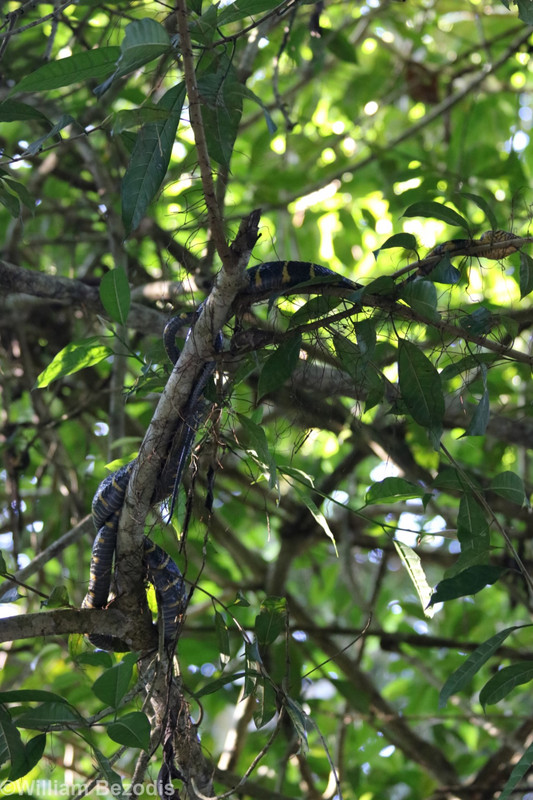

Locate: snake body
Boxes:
[83,244,517,649]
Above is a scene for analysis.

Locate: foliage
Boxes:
[0,1,533,799]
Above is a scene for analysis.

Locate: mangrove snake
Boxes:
[83,236,520,650]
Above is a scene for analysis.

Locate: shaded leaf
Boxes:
[400,280,438,321]
[459,192,499,232]
[217,0,282,25]
[479,662,533,709]
[519,251,533,299]
[15,702,84,728]
[92,660,133,708]
[100,267,131,325]
[366,477,425,504]
[465,364,489,436]
[440,353,499,381]
[257,335,301,400]
[490,471,528,507]
[121,82,185,234]
[107,712,151,750]
[256,597,287,647]
[214,611,231,667]
[430,565,505,605]
[0,100,50,123]
[439,625,530,707]
[373,232,418,259]
[21,114,76,157]
[398,340,444,444]
[402,201,470,232]
[499,740,533,800]
[9,48,121,95]
[92,748,126,799]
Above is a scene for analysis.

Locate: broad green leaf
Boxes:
[285,697,309,752]
[465,365,489,436]
[479,662,533,709]
[398,340,444,444]
[288,295,340,328]
[429,565,505,605]
[402,201,470,232]
[214,611,231,667]
[111,106,173,135]
[490,471,528,507]
[499,740,533,800]
[34,338,113,388]
[92,660,133,708]
[399,280,438,321]
[24,734,46,775]
[100,267,131,325]
[199,66,244,168]
[195,671,250,698]
[459,192,499,232]
[243,640,262,698]
[217,0,282,25]
[373,232,418,259]
[447,493,490,576]
[0,183,20,216]
[426,254,461,285]
[461,306,493,335]
[257,335,302,400]
[2,175,34,211]
[354,318,376,359]
[237,413,277,489]
[92,749,126,800]
[515,0,533,23]
[236,84,277,134]
[9,47,121,95]
[15,702,84,728]
[94,19,171,96]
[121,82,185,234]
[0,100,50,123]
[107,712,151,750]
[0,690,69,704]
[253,677,278,729]
[394,540,435,618]
[22,114,76,157]
[519,251,533,299]
[366,477,425,504]
[255,597,287,647]
[439,625,530,708]
[440,352,499,380]
[326,30,358,64]
[0,706,30,779]
[362,275,396,296]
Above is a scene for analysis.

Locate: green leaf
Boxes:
[199,66,244,168]
[440,352,499,381]
[255,597,287,647]
[217,0,282,26]
[111,105,174,135]
[0,183,20,216]
[121,82,185,234]
[499,740,533,800]
[253,677,278,729]
[458,192,499,232]
[439,625,530,708]
[92,660,133,708]
[92,748,126,799]
[402,201,470,232]
[490,471,528,507]
[394,540,435,618]
[214,611,231,667]
[0,706,30,780]
[0,100,50,123]
[0,690,70,704]
[195,671,250,698]
[399,280,438,321]
[237,413,277,489]
[519,251,533,299]
[373,232,418,259]
[354,318,376,359]
[257,335,301,400]
[285,697,309,752]
[21,114,76,157]
[479,662,533,709]
[515,0,533,23]
[465,365,489,436]
[107,712,151,750]
[288,295,341,328]
[430,565,505,605]
[15,702,84,728]
[326,31,358,64]
[366,477,425,504]
[290,483,337,553]
[94,19,171,97]
[398,340,444,445]
[426,254,461,285]
[461,306,493,335]
[34,338,113,388]
[100,267,131,325]
[8,47,121,95]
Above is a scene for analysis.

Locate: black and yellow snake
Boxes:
[83,237,520,650]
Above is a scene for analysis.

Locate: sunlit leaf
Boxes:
[394,540,435,618]
[100,267,131,325]
[34,339,113,388]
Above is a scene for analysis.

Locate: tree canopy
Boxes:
[1,1,533,799]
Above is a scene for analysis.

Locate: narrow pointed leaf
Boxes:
[429,564,505,605]
[100,267,131,324]
[373,232,418,259]
[519,251,533,299]
[9,48,120,95]
[479,662,533,709]
[35,338,112,388]
[398,340,444,442]
[402,201,470,232]
[394,540,434,618]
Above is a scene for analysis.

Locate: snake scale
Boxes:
[83,238,519,650]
